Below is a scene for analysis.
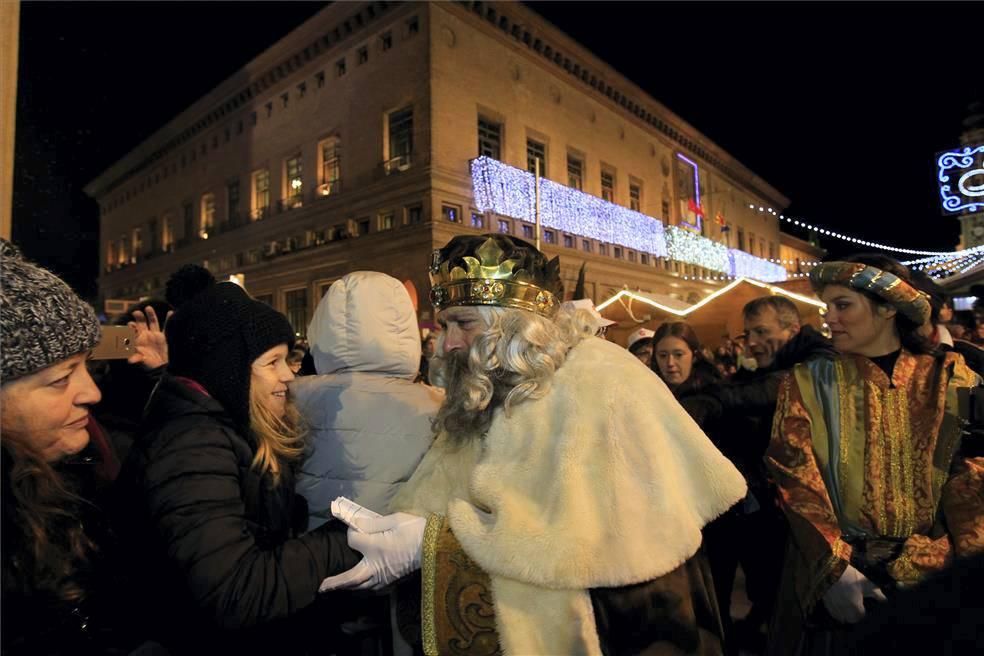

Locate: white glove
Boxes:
[319,497,425,592]
[821,564,887,624]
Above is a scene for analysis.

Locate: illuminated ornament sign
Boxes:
[675,153,704,232]
[470,156,786,282]
[938,144,984,214]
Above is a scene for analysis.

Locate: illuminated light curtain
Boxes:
[729,249,788,282]
[471,156,667,257]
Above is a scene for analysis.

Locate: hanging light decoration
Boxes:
[471,156,786,282]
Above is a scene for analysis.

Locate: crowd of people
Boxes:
[2,233,983,656]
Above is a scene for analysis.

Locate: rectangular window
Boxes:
[183,202,194,241]
[544,230,555,244]
[769,242,776,261]
[199,194,215,238]
[381,31,393,50]
[118,234,129,265]
[162,214,174,252]
[613,246,623,259]
[748,231,756,255]
[629,182,641,211]
[252,169,270,219]
[522,224,534,239]
[582,239,592,253]
[526,139,546,176]
[567,154,583,190]
[357,46,368,64]
[563,234,573,248]
[131,228,142,263]
[406,204,423,225]
[284,289,308,338]
[599,243,609,256]
[319,138,341,195]
[628,250,636,263]
[106,240,116,270]
[470,212,485,229]
[478,118,502,159]
[759,238,766,258]
[227,180,240,222]
[388,107,413,169]
[498,219,511,234]
[442,204,460,223]
[738,227,746,252]
[601,170,615,202]
[316,71,325,88]
[336,58,346,77]
[148,218,158,253]
[358,218,370,236]
[661,199,670,220]
[379,212,395,230]
[331,222,349,239]
[407,15,419,35]
[641,253,650,265]
[285,156,303,208]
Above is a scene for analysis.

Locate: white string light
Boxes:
[751,204,964,257]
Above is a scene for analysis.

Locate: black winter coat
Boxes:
[680,325,836,485]
[113,375,361,655]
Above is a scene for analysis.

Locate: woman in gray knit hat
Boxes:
[0,240,157,653]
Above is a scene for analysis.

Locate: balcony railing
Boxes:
[278,195,304,212]
[383,154,412,175]
[316,180,341,198]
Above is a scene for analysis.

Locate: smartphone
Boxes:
[91,325,136,360]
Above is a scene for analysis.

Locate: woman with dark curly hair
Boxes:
[766,254,984,655]
[0,240,156,654]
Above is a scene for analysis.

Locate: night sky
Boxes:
[13,1,983,299]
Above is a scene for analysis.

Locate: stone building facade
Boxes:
[86,1,789,334]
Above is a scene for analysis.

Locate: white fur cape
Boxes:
[391,337,746,654]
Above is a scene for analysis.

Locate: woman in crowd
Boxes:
[651,322,754,654]
[114,281,365,654]
[0,241,156,654]
[767,254,984,654]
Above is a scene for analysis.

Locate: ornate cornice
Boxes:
[454,1,788,207]
[86,1,398,199]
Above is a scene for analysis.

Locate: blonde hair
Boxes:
[248,388,306,483]
[431,306,597,438]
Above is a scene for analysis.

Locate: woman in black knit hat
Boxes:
[114,281,362,654]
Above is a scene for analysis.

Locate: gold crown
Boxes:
[429,237,561,317]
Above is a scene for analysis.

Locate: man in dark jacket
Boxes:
[681,296,836,654]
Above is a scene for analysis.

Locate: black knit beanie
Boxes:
[1,240,101,382]
[165,282,295,434]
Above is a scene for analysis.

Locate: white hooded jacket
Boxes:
[293,271,442,527]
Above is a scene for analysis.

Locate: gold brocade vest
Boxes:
[421,515,501,656]
[791,352,966,539]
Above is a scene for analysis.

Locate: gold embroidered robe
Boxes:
[766,350,984,653]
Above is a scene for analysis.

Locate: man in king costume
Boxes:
[324,234,748,655]
[766,257,984,655]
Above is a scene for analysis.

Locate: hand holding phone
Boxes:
[126,305,172,369]
[91,325,136,360]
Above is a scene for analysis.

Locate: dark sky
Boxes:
[13,1,983,298]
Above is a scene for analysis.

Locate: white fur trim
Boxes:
[449,338,746,588]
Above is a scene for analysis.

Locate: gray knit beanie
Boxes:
[1,240,101,382]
